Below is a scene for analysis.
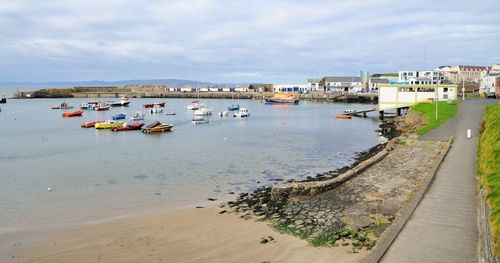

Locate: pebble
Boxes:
[207,198,217,201]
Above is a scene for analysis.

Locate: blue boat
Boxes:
[227,104,240,111]
[112,113,127,120]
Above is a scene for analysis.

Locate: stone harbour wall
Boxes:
[271,149,389,201]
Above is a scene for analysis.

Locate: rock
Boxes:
[260,238,269,244]
[208,198,217,201]
[196,206,204,209]
[381,198,401,216]
[351,215,372,228]
[218,210,227,214]
[229,191,235,194]
[294,220,304,226]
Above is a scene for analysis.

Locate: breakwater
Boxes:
[13,89,377,103]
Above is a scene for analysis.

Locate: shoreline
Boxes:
[4,206,368,263]
[1,141,386,262]
[3,131,448,263]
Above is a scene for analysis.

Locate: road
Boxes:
[381,99,494,263]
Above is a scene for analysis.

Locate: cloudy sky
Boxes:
[0,0,499,83]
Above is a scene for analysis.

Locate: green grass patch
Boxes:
[413,101,458,135]
[477,104,500,255]
[272,222,377,250]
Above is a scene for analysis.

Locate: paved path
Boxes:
[381,99,494,263]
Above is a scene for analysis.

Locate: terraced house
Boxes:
[440,65,489,83]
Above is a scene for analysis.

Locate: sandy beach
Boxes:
[3,207,367,263]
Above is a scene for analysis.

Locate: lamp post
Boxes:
[435,78,439,120]
[462,75,466,101]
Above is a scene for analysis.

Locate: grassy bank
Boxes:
[477,104,500,255]
[413,101,458,135]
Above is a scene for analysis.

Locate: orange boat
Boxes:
[62,110,84,118]
[81,120,105,128]
[335,114,352,119]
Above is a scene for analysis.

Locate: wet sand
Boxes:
[4,207,367,263]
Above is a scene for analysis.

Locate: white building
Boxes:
[368,77,389,92]
[378,84,458,111]
[273,84,310,93]
[480,70,500,95]
[322,76,362,93]
[399,70,444,84]
[307,79,322,91]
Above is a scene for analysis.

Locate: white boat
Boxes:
[149,104,164,114]
[194,106,212,116]
[192,116,209,124]
[109,96,130,107]
[233,108,250,118]
[219,110,229,117]
[187,100,202,110]
[130,111,145,121]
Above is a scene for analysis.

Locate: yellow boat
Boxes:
[264,92,299,104]
[95,120,125,129]
[335,114,352,119]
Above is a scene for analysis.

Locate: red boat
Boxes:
[94,105,110,111]
[143,102,165,108]
[81,120,105,128]
[62,110,84,118]
[111,122,145,132]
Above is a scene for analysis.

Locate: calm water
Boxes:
[0,98,381,231]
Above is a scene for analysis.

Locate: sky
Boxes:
[0,0,499,83]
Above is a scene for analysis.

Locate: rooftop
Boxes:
[324,76,361,82]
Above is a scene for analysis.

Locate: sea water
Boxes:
[0,98,381,230]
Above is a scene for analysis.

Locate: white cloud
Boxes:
[0,0,499,82]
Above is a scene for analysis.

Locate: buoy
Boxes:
[467,129,471,138]
[47,188,52,192]
[224,136,227,140]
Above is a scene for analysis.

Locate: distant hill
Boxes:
[0,79,211,96]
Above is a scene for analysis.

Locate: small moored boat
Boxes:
[112,113,127,120]
[94,101,110,111]
[130,112,145,121]
[192,116,209,124]
[264,92,299,105]
[335,114,352,119]
[143,102,165,108]
[52,102,73,110]
[109,96,130,107]
[112,122,144,131]
[95,120,125,129]
[62,110,84,118]
[142,121,173,133]
[194,106,212,116]
[233,108,250,118]
[81,120,105,128]
[187,100,202,110]
[227,104,240,111]
[149,104,164,114]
